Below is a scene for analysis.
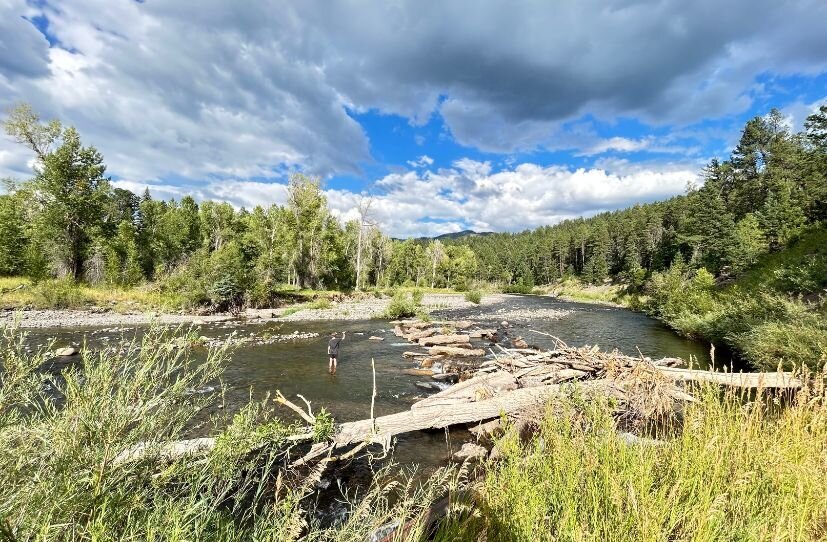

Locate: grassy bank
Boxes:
[536,227,827,371]
[438,379,827,541]
[2,322,825,540]
[0,323,457,541]
[645,227,827,371]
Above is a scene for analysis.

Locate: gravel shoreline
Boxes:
[1,293,515,328]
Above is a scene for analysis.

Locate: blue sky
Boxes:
[1,0,826,237]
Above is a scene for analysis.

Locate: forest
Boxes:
[2,104,826,369]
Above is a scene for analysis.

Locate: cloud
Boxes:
[116,159,698,238]
[0,0,51,80]
[1,0,825,184]
[406,155,434,169]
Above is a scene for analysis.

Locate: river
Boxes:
[22,295,721,472]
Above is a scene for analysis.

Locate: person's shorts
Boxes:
[329,353,338,359]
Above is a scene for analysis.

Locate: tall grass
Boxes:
[0,322,459,541]
[438,380,827,541]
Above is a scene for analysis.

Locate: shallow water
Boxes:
[23,295,722,470]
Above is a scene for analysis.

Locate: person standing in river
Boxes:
[327,331,346,373]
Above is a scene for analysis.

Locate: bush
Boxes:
[307,297,332,310]
[464,289,482,304]
[384,291,420,319]
[503,283,533,294]
[410,288,424,304]
[736,314,827,371]
[30,279,90,309]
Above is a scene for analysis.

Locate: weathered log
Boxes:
[405,328,440,341]
[402,368,434,377]
[419,334,471,347]
[412,371,518,409]
[468,329,497,339]
[657,367,802,389]
[428,346,484,357]
[333,380,621,448]
[402,351,429,358]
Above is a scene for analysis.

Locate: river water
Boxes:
[24,295,720,470]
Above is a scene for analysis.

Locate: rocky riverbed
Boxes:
[0,308,236,329]
[1,293,513,328]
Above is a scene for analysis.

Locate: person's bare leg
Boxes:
[328,357,333,373]
[332,358,337,373]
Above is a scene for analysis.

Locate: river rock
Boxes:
[453,442,488,462]
[415,381,440,391]
[55,347,77,357]
[432,373,458,384]
[368,336,384,341]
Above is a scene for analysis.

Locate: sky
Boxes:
[1,0,826,238]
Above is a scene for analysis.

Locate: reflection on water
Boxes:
[22,295,720,470]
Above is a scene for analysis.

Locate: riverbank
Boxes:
[0,292,513,328]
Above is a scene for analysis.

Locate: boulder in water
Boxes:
[55,347,77,357]
[453,442,488,462]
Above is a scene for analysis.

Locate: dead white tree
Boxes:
[355,196,376,291]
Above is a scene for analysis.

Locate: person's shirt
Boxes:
[328,337,343,355]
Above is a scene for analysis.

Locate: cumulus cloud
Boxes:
[116,159,698,238]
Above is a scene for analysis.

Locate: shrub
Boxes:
[384,291,419,319]
[31,278,90,309]
[503,283,533,294]
[410,288,424,304]
[307,297,332,310]
[464,289,482,304]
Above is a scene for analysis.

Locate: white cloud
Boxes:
[116,159,698,238]
[781,96,827,131]
[406,155,434,169]
[579,137,652,156]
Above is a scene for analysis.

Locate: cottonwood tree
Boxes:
[4,105,111,279]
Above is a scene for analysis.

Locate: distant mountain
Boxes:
[432,229,495,240]
[394,229,496,242]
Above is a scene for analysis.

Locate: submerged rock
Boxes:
[55,347,77,357]
[453,442,488,462]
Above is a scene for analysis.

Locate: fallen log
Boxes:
[412,371,518,410]
[333,380,623,448]
[429,346,485,357]
[402,351,429,358]
[419,334,471,347]
[405,328,440,341]
[657,367,802,389]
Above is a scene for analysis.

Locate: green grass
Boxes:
[437,380,827,541]
[0,276,184,311]
[644,226,827,371]
[0,322,459,541]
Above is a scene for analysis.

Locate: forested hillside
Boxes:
[450,107,827,369]
[452,107,826,289]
